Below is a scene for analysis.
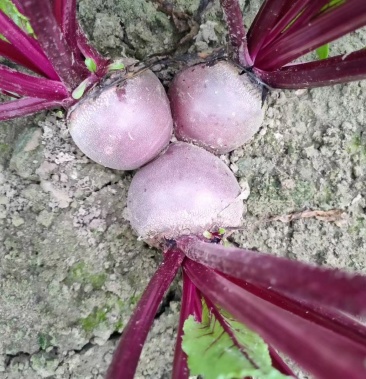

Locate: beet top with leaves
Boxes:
[2,0,366,379]
[167,0,366,154]
[220,0,366,88]
[0,0,174,170]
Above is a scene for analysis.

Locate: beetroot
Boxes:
[169,61,264,154]
[68,68,173,170]
[126,142,244,245]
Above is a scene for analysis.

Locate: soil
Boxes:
[0,1,365,378]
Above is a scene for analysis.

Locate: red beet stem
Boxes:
[0,40,50,77]
[227,275,366,348]
[255,0,366,70]
[247,0,288,60]
[177,236,366,316]
[184,259,366,379]
[219,0,250,66]
[51,0,109,75]
[255,48,366,88]
[52,0,63,26]
[0,11,58,80]
[56,0,77,45]
[53,0,85,66]
[258,0,312,50]
[0,64,68,100]
[76,26,110,76]
[260,0,331,53]
[106,249,184,379]
[172,272,199,379]
[269,347,297,377]
[22,0,89,89]
[0,97,65,121]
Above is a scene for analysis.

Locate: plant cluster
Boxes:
[1,0,366,378]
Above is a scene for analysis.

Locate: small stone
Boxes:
[36,210,54,228]
[30,352,59,378]
[41,180,71,209]
[60,173,68,182]
[281,179,296,190]
[12,216,24,227]
[10,127,44,180]
[36,161,58,179]
[230,163,238,174]
[238,178,250,200]
[295,89,307,96]
[89,218,107,232]
[0,355,5,372]
[259,127,267,136]
[84,284,93,293]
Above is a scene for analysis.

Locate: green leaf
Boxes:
[321,0,345,11]
[315,1,343,60]
[182,301,291,379]
[284,0,344,34]
[203,230,213,239]
[85,57,97,73]
[316,44,330,60]
[108,61,125,71]
[0,0,34,40]
[72,79,89,100]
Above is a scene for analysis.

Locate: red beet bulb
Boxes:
[169,61,264,154]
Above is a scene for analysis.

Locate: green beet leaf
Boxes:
[316,44,330,60]
[182,301,292,379]
[0,0,34,40]
[316,0,344,61]
[322,0,345,10]
[85,57,97,73]
[108,61,125,71]
[72,79,89,99]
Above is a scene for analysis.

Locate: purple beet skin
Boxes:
[169,61,264,154]
[126,142,244,245]
[68,69,173,170]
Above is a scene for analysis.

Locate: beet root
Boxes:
[126,142,244,245]
[68,68,173,170]
[169,61,264,154]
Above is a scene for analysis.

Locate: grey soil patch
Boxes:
[0,1,365,378]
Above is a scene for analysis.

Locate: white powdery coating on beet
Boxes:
[169,61,264,154]
[68,70,173,170]
[126,142,244,242]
